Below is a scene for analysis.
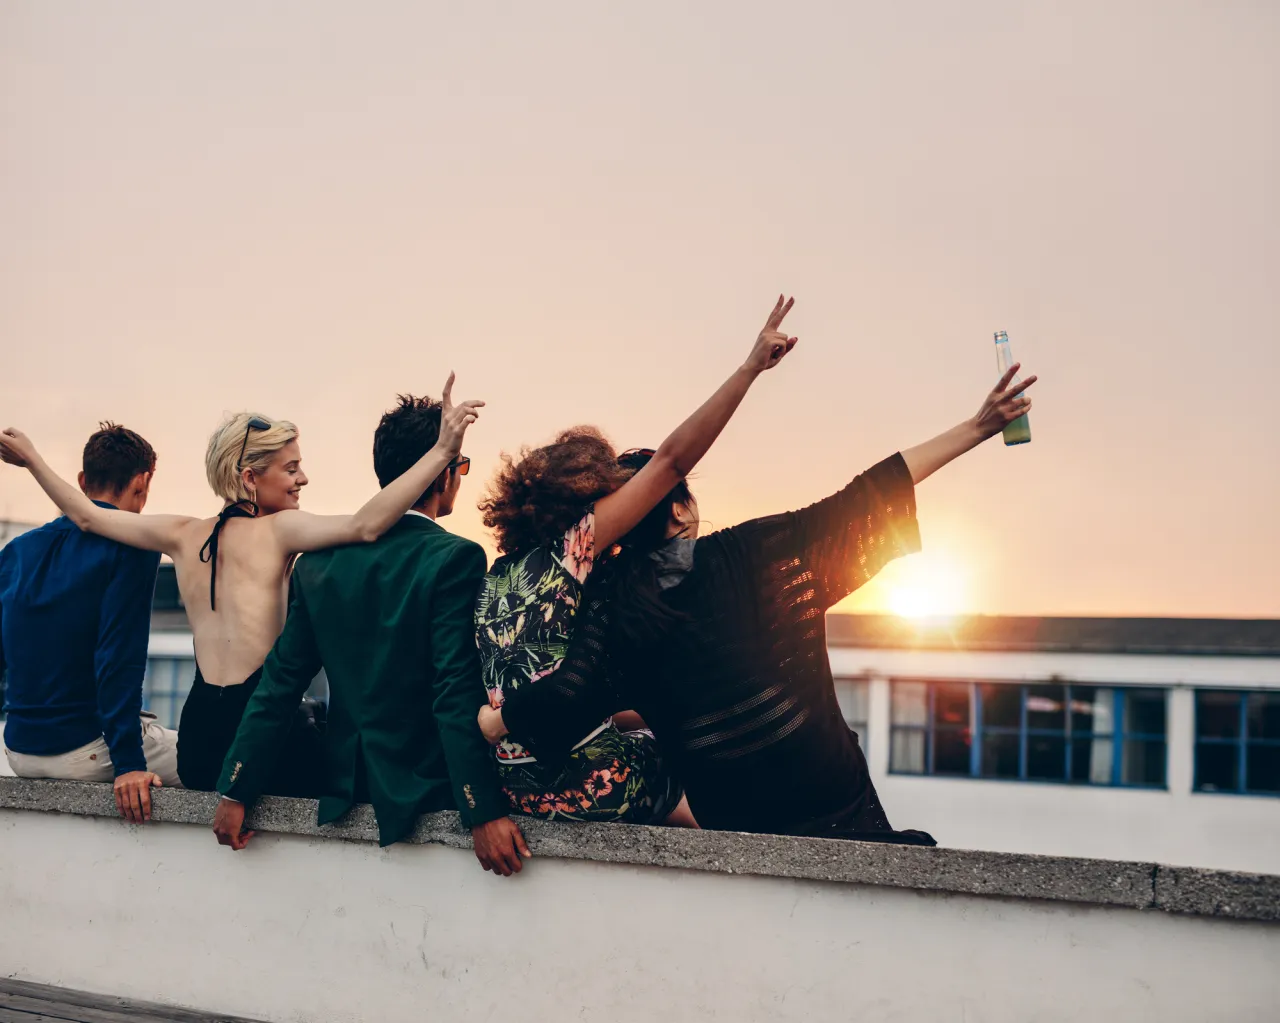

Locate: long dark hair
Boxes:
[601,450,694,650]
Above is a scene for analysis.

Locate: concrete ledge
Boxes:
[3,776,1278,923]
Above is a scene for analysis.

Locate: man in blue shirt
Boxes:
[1,422,176,823]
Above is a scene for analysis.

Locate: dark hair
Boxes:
[479,426,627,555]
[82,422,157,496]
[601,450,694,650]
[373,394,445,504]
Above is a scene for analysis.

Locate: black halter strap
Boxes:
[198,500,258,610]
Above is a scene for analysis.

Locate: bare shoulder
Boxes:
[168,514,218,559]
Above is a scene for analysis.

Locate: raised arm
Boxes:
[748,363,1039,609]
[593,296,798,550]
[269,373,483,554]
[900,364,1037,485]
[0,429,192,555]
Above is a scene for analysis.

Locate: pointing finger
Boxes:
[441,371,456,410]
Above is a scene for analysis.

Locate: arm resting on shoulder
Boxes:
[496,587,623,763]
[19,451,190,554]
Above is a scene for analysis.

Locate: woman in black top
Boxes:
[478,362,1037,839]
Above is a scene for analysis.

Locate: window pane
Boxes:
[890,729,925,773]
[1196,691,1241,739]
[980,733,1020,778]
[1246,745,1280,794]
[1196,743,1239,791]
[1070,687,1113,735]
[934,729,972,775]
[1246,693,1280,741]
[836,679,869,731]
[1027,735,1066,780]
[1071,737,1113,784]
[1125,690,1166,736]
[1122,740,1166,786]
[980,683,1020,729]
[148,695,174,731]
[934,683,970,729]
[891,682,928,727]
[1026,685,1065,731]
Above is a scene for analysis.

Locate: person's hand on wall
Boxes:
[114,770,162,823]
[212,797,255,851]
[472,817,532,876]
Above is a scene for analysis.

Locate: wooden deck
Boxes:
[0,980,264,1023]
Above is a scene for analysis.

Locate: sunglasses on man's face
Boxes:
[237,417,273,470]
[449,455,470,476]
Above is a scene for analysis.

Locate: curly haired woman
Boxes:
[475,296,797,828]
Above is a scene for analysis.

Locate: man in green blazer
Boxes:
[211,392,530,876]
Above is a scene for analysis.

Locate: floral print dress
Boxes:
[475,509,682,823]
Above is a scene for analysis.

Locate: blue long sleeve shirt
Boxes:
[0,503,160,776]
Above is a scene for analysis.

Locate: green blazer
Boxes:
[217,515,508,846]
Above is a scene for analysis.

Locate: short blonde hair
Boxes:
[205,413,299,504]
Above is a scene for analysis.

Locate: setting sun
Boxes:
[883,553,970,620]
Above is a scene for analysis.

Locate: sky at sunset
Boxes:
[2,2,1277,618]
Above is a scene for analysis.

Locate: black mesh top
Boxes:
[498,453,922,834]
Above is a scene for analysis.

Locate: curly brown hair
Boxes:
[479,426,628,555]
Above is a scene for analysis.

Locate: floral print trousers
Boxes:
[498,725,684,825]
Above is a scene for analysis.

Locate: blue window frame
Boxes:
[889,679,1167,788]
[1194,690,1280,795]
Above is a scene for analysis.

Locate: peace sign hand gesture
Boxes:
[435,372,485,460]
[742,295,798,375]
[973,364,1038,439]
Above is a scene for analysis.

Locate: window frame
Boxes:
[889,677,1168,789]
[1194,689,1280,797]
[142,656,196,730]
[833,675,870,751]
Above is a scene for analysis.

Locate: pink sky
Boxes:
[2,2,1277,617]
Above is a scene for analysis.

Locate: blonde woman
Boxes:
[0,375,483,795]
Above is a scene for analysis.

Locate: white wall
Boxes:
[2,809,1277,1023]
[831,648,1280,873]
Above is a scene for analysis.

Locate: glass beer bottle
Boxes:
[993,330,1031,445]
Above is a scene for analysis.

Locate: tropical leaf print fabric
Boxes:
[475,509,682,823]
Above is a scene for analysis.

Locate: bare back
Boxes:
[168,515,293,688]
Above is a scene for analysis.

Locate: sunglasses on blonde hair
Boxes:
[236,417,273,470]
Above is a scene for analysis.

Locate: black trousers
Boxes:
[177,665,327,798]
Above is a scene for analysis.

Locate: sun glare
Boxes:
[885,553,968,620]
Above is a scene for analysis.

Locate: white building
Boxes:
[829,614,1280,873]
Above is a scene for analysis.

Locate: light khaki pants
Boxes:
[3,713,183,787]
